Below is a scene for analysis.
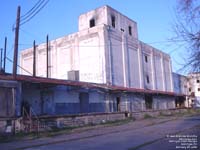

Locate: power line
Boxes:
[20,0,50,26]
[147,39,180,44]
[6,45,14,60]
[168,43,186,54]
[20,0,45,21]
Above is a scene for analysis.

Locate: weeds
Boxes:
[143,113,153,119]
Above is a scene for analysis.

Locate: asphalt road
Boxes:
[1,115,200,150]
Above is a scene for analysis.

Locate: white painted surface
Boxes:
[20,5,173,92]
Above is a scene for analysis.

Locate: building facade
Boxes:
[173,72,200,108]
[187,73,200,107]
[20,5,173,93]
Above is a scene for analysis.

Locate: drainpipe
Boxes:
[0,48,2,70]
[3,37,7,71]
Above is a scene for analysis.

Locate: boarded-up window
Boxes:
[0,87,14,117]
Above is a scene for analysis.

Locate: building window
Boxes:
[197,80,200,83]
[128,26,132,36]
[189,88,191,92]
[111,15,115,28]
[146,75,150,84]
[90,19,95,28]
[145,95,153,109]
[145,55,148,63]
[116,97,120,112]
[198,88,200,91]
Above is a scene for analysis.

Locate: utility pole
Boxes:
[0,48,2,70]
[33,40,36,77]
[46,34,49,78]
[3,37,7,71]
[13,6,20,79]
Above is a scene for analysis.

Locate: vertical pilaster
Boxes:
[161,53,166,91]
[138,42,144,89]
[150,49,156,90]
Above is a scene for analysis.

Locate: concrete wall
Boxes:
[79,6,108,31]
[153,96,175,110]
[20,26,106,84]
[22,84,109,115]
[79,6,138,39]
[140,42,173,92]
[130,94,145,112]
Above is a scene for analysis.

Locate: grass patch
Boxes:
[159,111,173,117]
[174,109,196,117]
[143,113,153,119]
[100,118,133,126]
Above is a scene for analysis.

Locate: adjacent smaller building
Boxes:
[173,72,200,108]
[187,73,200,107]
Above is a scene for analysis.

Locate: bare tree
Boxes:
[173,0,200,72]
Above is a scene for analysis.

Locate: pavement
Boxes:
[0,115,200,150]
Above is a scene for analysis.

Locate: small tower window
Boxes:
[145,55,148,63]
[197,80,199,83]
[90,19,95,28]
[111,16,115,28]
[146,75,150,84]
[128,26,132,36]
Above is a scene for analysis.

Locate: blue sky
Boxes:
[0,0,186,74]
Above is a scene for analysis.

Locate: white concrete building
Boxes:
[187,73,200,107]
[173,72,200,108]
[20,5,173,93]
